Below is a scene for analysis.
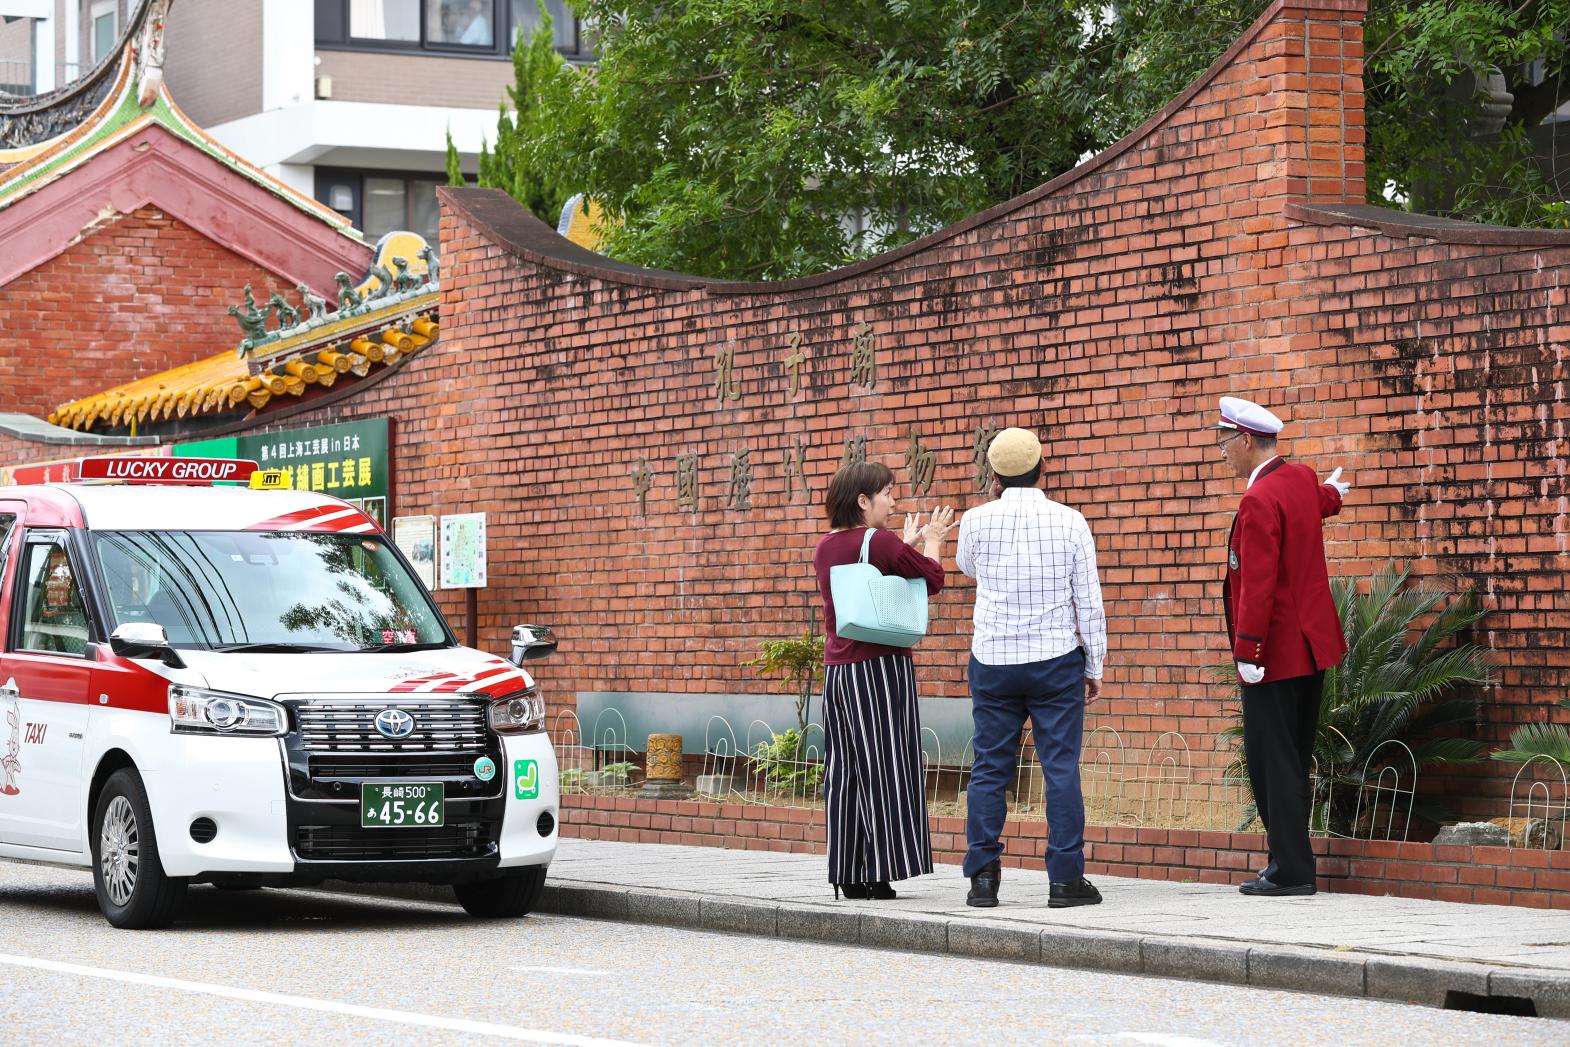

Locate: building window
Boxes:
[427,0,493,48]
[317,169,446,248]
[89,1,118,63]
[317,0,589,58]
[348,0,420,42]
[509,0,573,51]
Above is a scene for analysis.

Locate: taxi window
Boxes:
[18,539,90,656]
[0,514,14,570]
[94,530,448,651]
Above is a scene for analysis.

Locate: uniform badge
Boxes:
[1229,549,1240,571]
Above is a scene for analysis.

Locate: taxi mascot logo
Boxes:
[1,689,20,796]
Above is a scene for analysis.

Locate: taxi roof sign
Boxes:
[78,456,259,485]
[249,468,293,490]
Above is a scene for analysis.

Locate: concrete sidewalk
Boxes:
[537,838,1570,1019]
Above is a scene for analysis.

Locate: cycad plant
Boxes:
[1490,700,1570,765]
[1220,563,1493,836]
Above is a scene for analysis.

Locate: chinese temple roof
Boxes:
[0,0,440,442]
[0,1,354,236]
[49,232,440,436]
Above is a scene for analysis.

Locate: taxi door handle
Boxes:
[0,678,18,699]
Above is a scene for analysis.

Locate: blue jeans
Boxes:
[963,649,1087,883]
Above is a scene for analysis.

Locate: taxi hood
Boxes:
[174,645,534,701]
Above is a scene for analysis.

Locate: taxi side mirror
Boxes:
[109,622,186,669]
[509,624,556,666]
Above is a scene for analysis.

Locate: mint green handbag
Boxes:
[829,528,929,647]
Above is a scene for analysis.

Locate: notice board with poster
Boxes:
[439,513,486,589]
[175,419,392,528]
[392,515,438,589]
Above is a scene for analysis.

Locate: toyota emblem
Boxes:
[374,708,416,739]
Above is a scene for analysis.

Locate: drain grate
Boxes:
[1443,990,1537,1017]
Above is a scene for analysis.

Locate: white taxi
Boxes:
[0,457,558,928]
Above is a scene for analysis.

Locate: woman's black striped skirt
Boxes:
[822,653,933,885]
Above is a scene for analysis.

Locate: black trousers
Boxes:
[1242,672,1323,887]
[822,654,933,885]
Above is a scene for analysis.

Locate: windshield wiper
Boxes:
[209,642,342,653]
[359,641,450,653]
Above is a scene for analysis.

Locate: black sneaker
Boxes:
[966,860,1001,908]
[1049,876,1103,908]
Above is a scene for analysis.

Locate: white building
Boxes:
[1,0,591,244]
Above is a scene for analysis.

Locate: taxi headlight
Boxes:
[487,687,544,734]
[169,685,287,736]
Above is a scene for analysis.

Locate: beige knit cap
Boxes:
[987,427,1042,477]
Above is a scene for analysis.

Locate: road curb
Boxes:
[312,877,1570,1019]
[530,881,1570,1019]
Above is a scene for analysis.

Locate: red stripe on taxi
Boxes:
[247,504,379,533]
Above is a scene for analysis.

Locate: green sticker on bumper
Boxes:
[514,759,539,800]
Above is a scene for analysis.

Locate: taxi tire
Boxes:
[91,768,188,929]
[452,865,547,918]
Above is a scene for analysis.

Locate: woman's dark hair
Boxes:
[998,463,1042,488]
[825,462,896,530]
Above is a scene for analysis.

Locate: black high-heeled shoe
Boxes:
[835,882,871,900]
[868,881,897,900]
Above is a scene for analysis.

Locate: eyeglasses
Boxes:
[1215,431,1244,450]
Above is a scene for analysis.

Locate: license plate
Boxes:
[361,783,444,828]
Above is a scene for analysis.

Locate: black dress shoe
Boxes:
[1049,876,1103,908]
[1239,875,1316,897]
[868,881,897,900]
[967,860,1001,908]
[836,882,871,900]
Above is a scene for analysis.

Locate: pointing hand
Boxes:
[1325,467,1350,498]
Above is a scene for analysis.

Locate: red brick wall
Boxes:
[0,207,300,420]
[5,0,1570,822]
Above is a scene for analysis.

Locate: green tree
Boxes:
[488,1,1568,279]
[529,0,1106,279]
[445,128,466,188]
[1084,0,1570,226]
[447,3,577,225]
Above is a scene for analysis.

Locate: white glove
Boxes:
[1237,662,1265,685]
[1325,466,1350,498]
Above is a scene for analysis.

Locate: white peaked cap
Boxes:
[1212,396,1284,437]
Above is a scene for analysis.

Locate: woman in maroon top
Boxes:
[813,462,954,899]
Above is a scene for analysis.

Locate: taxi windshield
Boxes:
[93,530,450,651]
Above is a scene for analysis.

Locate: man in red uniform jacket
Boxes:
[1214,396,1349,896]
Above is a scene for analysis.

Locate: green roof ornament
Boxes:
[297,283,328,323]
[419,245,439,288]
[227,284,268,346]
[267,292,299,330]
[334,273,365,313]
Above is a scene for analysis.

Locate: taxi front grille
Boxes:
[308,754,482,779]
[294,822,495,861]
[295,699,488,754]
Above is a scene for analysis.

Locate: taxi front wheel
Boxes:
[91,768,188,929]
[452,866,547,918]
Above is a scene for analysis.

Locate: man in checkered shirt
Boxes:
[956,427,1107,909]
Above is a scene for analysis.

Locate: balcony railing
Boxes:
[0,58,32,96]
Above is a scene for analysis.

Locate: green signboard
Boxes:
[174,419,391,527]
